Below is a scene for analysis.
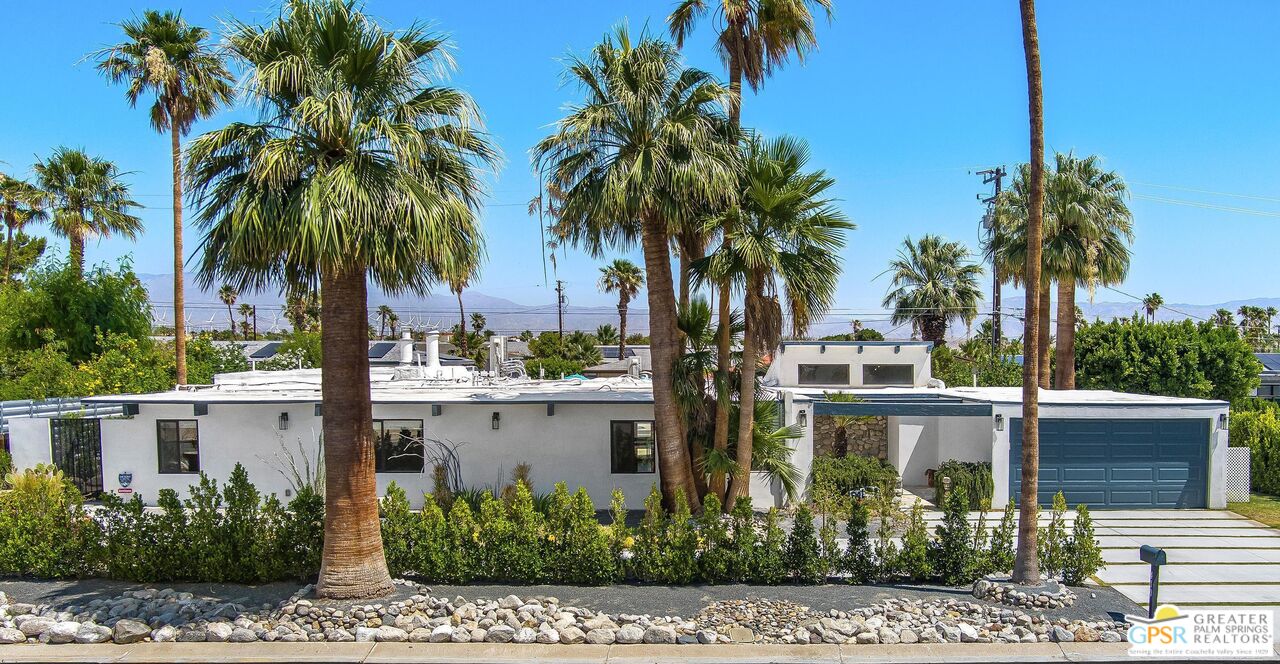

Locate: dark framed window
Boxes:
[798,364,850,386]
[863,364,914,386]
[611,420,655,474]
[157,420,200,474]
[374,420,425,473]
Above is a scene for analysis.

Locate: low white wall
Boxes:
[101,401,667,510]
[7,418,51,470]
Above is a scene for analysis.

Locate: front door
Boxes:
[50,418,104,496]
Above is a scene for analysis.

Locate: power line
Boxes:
[1131,181,1280,204]
[1102,286,1209,322]
[1131,193,1280,218]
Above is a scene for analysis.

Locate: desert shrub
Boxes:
[697,493,734,583]
[899,502,932,581]
[0,465,100,578]
[98,493,152,580]
[785,505,825,584]
[1038,491,1070,579]
[931,486,975,585]
[843,499,875,583]
[633,486,669,582]
[476,492,514,580]
[934,460,993,510]
[381,482,415,578]
[987,499,1017,575]
[1063,504,1105,585]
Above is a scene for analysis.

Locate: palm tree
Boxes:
[1013,0,1046,586]
[442,253,479,356]
[1143,292,1163,322]
[470,312,486,334]
[598,259,645,360]
[33,147,142,279]
[595,323,620,346]
[0,176,48,284]
[699,136,851,508]
[534,27,741,509]
[387,312,400,339]
[1212,308,1234,328]
[376,305,394,339]
[187,0,496,599]
[217,284,238,339]
[881,235,983,345]
[95,10,235,387]
[237,303,254,341]
[668,0,833,491]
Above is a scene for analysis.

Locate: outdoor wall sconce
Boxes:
[995,414,1005,431]
[797,410,808,428]
[894,345,901,354]
[123,403,140,416]
[491,412,500,430]
[431,404,442,417]
[547,403,555,416]
[1218,413,1228,430]
[314,403,323,417]
[819,344,826,354]
[857,345,864,353]
[278,412,290,431]
[194,403,208,416]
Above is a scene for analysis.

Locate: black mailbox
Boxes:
[1139,545,1167,619]
[1140,544,1167,566]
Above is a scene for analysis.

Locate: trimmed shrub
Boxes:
[1063,504,1104,585]
[843,499,875,583]
[753,508,788,585]
[508,481,548,582]
[934,460,993,510]
[899,502,932,581]
[728,496,759,583]
[443,499,479,583]
[785,505,825,584]
[381,482,414,578]
[1038,491,1070,579]
[697,493,734,583]
[931,486,975,585]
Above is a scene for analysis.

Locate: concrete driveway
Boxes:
[1090,509,1280,619]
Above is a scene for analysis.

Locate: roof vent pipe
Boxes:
[424,330,441,369]
[398,330,414,366]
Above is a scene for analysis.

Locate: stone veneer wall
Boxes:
[812,415,888,460]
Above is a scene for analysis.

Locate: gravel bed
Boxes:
[0,578,1135,646]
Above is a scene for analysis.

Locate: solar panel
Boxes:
[1258,353,1280,372]
[249,342,282,359]
[368,342,397,359]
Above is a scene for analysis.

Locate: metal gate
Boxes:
[50,418,104,496]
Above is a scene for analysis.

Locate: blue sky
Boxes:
[2,1,1278,319]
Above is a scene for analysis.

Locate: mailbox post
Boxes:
[1139,545,1167,619]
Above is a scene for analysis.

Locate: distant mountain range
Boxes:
[139,272,1279,340]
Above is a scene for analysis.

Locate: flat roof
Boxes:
[793,385,1227,408]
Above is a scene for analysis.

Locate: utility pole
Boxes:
[555,280,566,340]
[977,166,1007,355]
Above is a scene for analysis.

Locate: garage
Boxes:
[1010,417,1210,508]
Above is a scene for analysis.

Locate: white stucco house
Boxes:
[6,334,1231,510]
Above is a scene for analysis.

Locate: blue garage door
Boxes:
[1010,418,1208,508]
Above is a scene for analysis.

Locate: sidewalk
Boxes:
[1,642,1276,664]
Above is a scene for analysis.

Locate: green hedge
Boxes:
[934,460,993,510]
[1231,406,1280,495]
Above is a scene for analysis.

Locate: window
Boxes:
[611,421,655,474]
[157,420,200,474]
[798,364,850,386]
[863,364,914,386]
[374,420,425,473]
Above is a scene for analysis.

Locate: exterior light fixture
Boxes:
[857,345,864,353]
[995,414,1005,431]
[491,412,500,430]
[819,344,826,354]
[314,403,323,417]
[194,403,209,416]
[894,345,901,354]
[797,410,808,428]
[1218,413,1228,430]
[431,404,442,417]
[547,403,555,416]
[278,412,290,431]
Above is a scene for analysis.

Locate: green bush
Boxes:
[0,465,100,578]
[931,486,975,585]
[728,496,760,583]
[1038,492,1070,579]
[843,499,875,583]
[987,500,1017,574]
[697,493,734,583]
[443,499,479,583]
[524,357,586,379]
[1063,504,1104,585]
[381,482,414,577]
[545,485,616,585]
[934,460,993,510]
[508,481,548,582]
[1231,408,1280,494]
[899,502,932,581]
[811,455,899,501]
[785,505,824,584]
[754,508,788,585]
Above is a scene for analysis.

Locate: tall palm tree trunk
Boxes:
[641,211,700,510]
[726,272,761,511]
[617,299,628,360]
[226,303,235,339]
[1054,279,1076,389]
[69,227,86,280]
[1038,280,1051,388]
[172,125,188,386]
[922,315,947,346]
[455,289,467,355]
[316,264,394,599]
[1013,0,1045,586]
[710,279,732,503]
[2,220,14,283]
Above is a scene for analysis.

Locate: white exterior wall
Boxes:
[100,401,670,510]
[887,415,993,488]
[989,402,1230,509]
[7,418,51,470]
[768,343,932,388]
[748,391,813,508]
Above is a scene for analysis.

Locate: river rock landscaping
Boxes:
[0,580,1127,647]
